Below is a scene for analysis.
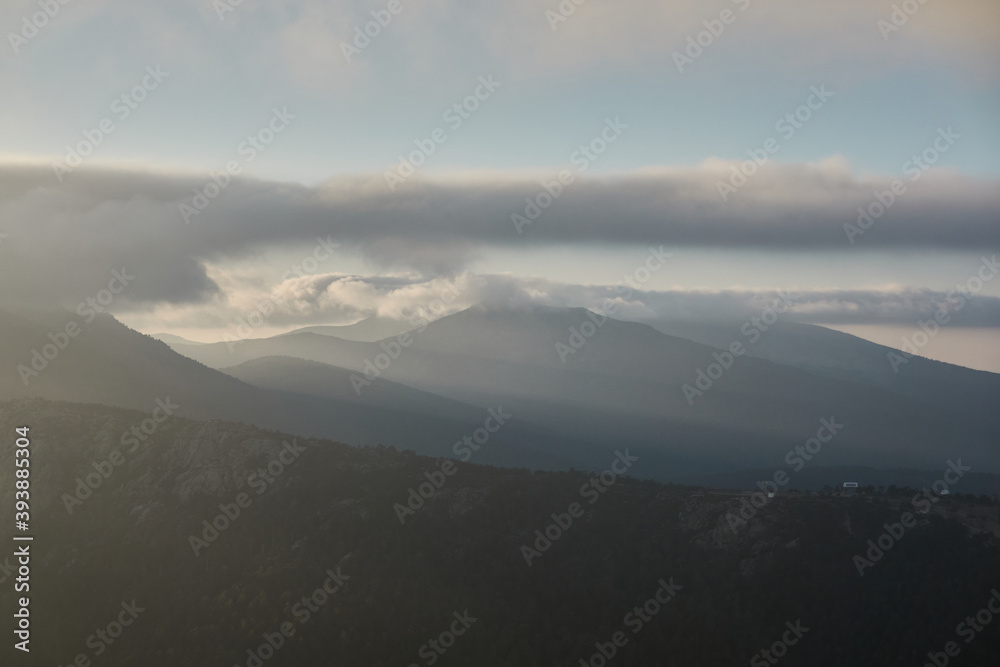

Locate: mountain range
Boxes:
[3,304,997,487]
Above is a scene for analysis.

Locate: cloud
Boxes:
[493,0,1000,83]
[118,271,485,334]
[459,276,1000,327]
[2,159,998,300]
[627,286,1000,327]
[268,271,480,323]
[3,0,995,96]
[225,0,994,86]
[111,266,1000,337]
[0,160,997,308]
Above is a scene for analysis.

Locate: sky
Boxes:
[1,0,998,370]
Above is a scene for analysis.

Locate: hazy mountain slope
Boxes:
[644,319,1000,422]
[2,399,997,667]
[0,309,587,467]
[394,308,997,471]
[0,307,284,425]
[170,330,369,370]
[164,306,1000,474]
[151,333,207,346]
[221,355,615,472]
[221,355,484,422]
[279,316,413,342]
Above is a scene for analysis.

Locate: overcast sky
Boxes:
[1,0,998,370]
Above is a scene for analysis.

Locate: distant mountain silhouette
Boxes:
[0,308,606,471]
[151,332,208,346]
[645,318,1000,424]
[163,305,1000,476]
[278,316,413,342]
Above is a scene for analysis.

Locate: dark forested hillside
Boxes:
[1,399,997,666]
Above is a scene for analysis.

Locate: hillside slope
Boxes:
[166,306,1000,474]
[0,399,997,667]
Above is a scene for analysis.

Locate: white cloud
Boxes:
[0,159,996,309]
[115,269,1000,338]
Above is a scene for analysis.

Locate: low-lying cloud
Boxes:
[1,161,997,310]
[112,270,1000,337]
